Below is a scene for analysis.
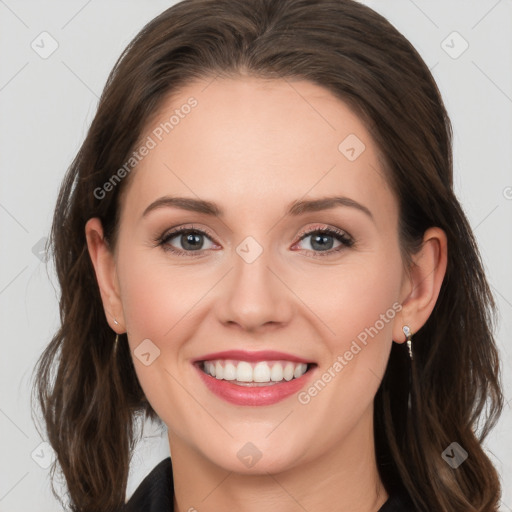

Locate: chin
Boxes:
[196,433,308,476]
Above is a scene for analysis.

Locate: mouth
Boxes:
[193,350,317,406]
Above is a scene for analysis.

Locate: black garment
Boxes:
[121,457,417,511]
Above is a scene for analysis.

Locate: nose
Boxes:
[216,245,294,333]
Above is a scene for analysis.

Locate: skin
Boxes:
[86,76,447,512]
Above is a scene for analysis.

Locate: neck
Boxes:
[169,407,388,512]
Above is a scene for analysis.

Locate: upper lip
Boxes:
[193,350,313,364]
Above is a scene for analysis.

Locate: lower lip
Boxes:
[195,364,315,406]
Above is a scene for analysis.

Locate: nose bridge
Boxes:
[218,236,293,330]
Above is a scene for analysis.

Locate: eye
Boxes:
[293,225,354,257]
[155,224,354,258]
[157,225,218,256]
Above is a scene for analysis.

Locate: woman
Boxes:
[32,0,504,511]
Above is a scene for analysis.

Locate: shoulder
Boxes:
[120,457,174,512]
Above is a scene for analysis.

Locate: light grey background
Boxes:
[1,1,511,510]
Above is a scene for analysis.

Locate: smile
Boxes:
[193,350,316,406]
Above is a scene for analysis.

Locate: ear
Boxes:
[85,218,125,333]
[393,227,448,343]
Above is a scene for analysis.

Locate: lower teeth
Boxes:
[201,366,298,385]
[231,380,283,387]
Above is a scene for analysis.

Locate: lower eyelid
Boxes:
[293,239,350,256]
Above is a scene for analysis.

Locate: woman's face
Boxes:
[100,77,412,473]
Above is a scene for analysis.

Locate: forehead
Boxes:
[122,76,395,224]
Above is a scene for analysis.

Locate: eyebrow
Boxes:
[142,195,374,220]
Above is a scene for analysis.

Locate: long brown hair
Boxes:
[31,1,504,510]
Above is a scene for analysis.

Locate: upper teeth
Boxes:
[203,360,308,383]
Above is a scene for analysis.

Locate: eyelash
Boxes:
[155,224,354,259]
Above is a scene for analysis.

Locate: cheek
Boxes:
[293,252,403,350]
[117,248,209,341]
